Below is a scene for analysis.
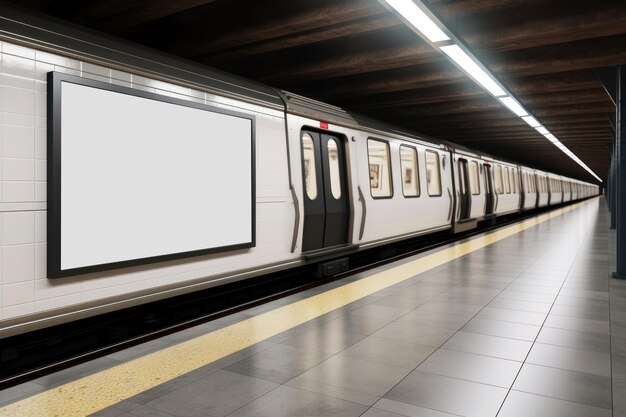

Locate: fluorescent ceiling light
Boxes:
[382,0,450,42]
[535,126,549,135]
[440,45,506,97]
[498,97,527,117]
[521,115,541,128]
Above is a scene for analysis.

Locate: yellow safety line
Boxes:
[0,198,596,417]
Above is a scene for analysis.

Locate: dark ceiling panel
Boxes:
[9,0,624,182]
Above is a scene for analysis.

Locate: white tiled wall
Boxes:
[0,40,295,322]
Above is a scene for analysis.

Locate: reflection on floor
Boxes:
[1,198,624,417]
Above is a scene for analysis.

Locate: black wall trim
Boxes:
[47,71,256,278]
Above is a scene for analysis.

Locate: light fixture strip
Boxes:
[440,45,506,97]
[378,0,602,182]
[381,0,450,43]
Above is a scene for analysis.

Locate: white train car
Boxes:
[0,12,599,339]
[547,172,564,205]
[535,170,551,207]
[563,176,573,202]
[483,157,522,216]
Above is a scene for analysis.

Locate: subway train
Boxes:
[0,10,598,338]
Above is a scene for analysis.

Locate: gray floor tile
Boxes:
[415,301,484,316]
[487,298,552,314]
[209,341,276,369]
[288,355,410,402]
[475,307,547,326]
[549,303,609,321]
[442,331,532,361]
[396,310,472,330]
[144,370,277,417]
[526,343,611,377]
[559,288,609,301]
[497,390,611,417]
[321,313,394,336]
[349,303,414,320]
[227,385,367,417]
[225,343,332,383]
[88,407,130,417]
[496,290,557,304]
[374,398,460,417]
[513,363,612,409]
[286,372,381,406]
[372,293,438,310]
[339,335,435,369]
[506,282,562,294]
[371,321,456,347]
[536,327,611,353]
[280,327,365,354]
[416,349,522,388]
[614,368,626,417]
[126,403,204,417]
[361,407,406,417]
[128,365,218,404]
[462,318,541,341]
[514,276,565,286]
[543,314,610,335]
[384,371,508,417]
[555,295,609,309]
[0,381,46,406]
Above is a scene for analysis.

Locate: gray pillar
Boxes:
[614,65,626,279]
[611,147,616,229]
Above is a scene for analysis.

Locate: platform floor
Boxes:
[1,197,625,417]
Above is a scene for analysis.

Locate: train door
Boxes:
[484,164,495,215]
[300,130,349,252]
[457,158,471,220]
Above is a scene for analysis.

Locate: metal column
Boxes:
[614,65,626,279]
[611,147,617,229]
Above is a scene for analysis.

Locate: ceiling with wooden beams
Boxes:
[10,0,624,182]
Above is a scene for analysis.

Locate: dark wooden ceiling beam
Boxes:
[376,91,611,118]
[250,3,626,83]
[168,0,553,62]
[207,14,400,64]
[409,112,610,130]
[441,132,613,142]
[349,85,609,113]
[428,123,611,137]
[164,0,384,58]
[306,34,626,99]
[341,71,601,109]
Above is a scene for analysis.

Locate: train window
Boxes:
[368,139,393,198]
[425,150,442,196]
[470,161,480,195]
[510,169,516,193]
[495,165,504,194]
[400,145,420,197]
[302,133,318,200]
[327,138,342,199]
[504,167,510,193]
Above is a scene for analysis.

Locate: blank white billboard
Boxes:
[51,75,254,276]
